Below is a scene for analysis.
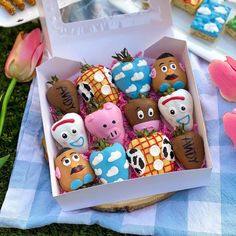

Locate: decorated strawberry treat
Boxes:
[158,89,193,131]
[90,141,129,184]
[152,53,187,93]
[76,64,119,105]
[46,76,80,114]
[172,125,204,169]
[111,48,151,99]
[51,113,88,153]
[127,132,175,177]
[55,148,95,192]
[85,102,125,145]
[124,97,160,132]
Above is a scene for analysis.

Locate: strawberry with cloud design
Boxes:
[208,56,236,102]
[111,48,151,99]
[89,142,129,184]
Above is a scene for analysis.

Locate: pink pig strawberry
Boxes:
[209,56,236,102]
[85,102,125,145]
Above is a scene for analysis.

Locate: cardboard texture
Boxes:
[37,0,212,211]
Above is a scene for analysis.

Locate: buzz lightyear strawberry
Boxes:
[90,141,129,184]
[158,89,193,131]
[76,64,119,106]
[111,48,151,99]
[126,132,175,177]
[85,102,125,145]
[51,113,88,153]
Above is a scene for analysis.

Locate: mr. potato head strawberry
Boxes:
[124,97,160,133]
[55,148,95,192]
[46,76,80,114]
[152,53,187,93]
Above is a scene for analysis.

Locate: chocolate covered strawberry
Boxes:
[172,125,204,169]
[126,132,175,177]
[111,48,151,99]
[124,97,160,132]
[46,76,80,114]
[76,64,119,106]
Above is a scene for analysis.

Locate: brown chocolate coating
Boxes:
[172,131,204,169]
[152,53,187,93]
[47,80,80,114]
[55,148,95,192]
[124,98,160,127]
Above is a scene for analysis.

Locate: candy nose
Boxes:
[109,128,120,139]
[166,69,173,75]
[71,162,78,168]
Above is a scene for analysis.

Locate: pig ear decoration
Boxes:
[55,167,61,179]
[85,114,94,123]
[226,56,236,71]
[104,102,114,110]
[223,109,236,148]
[179,62,186,72]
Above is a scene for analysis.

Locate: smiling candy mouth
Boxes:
[176,115,190,125]
[165,74,178,81]
[69,137,84,147]
[71,165,85,175]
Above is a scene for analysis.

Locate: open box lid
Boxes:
[37,0,173,64]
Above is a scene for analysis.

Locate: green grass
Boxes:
[0,22,132,236]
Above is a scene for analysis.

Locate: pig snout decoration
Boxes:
[85,102,125,144]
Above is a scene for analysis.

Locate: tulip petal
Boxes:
[29,43,44,77]
[4,32,24,78]
[16,28,42,65]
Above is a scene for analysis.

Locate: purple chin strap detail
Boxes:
[133,120,160,132]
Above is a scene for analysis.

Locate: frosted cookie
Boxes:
[191,0,231,42]
[225,16,236,40]
[172,0,203,15]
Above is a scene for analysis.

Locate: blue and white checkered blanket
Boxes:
[0,52,236,235]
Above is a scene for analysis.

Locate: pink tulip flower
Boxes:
[0,28,44,136]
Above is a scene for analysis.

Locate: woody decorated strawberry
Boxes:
[111,48,151,99]
[76,64,119,106]
[127,132,175,177]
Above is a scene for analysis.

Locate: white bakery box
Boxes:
[36,0,212,211]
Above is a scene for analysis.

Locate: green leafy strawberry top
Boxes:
[47,75,59,85]
[93,138,111,151]
[81,63,94,73]
[112,48,134,62]
[136,128,156,138]
[173,124,186,137]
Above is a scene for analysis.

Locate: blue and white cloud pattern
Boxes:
[191,0,231,38]
[90,143,129,184]
[112,58,151,99]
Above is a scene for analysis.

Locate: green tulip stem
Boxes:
[0,78,17,136]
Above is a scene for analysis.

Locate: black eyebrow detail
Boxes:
[136,106,141,111]
[159,63,165,67]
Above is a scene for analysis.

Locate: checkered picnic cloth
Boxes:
[0,52,236,235]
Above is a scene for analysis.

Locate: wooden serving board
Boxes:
[93,192,174,212]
